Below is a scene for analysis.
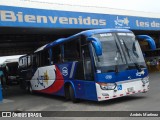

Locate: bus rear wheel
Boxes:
[69,85,77,103]
[64,86,70,100]
[29,85,33,94]
[26,83,33,94]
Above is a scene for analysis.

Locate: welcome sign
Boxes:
[1,5,160,30]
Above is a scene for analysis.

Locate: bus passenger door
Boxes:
[74,44,97,101]
[74,61,85,99]
[82,44,97,100]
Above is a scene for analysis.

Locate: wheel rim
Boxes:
[29,85,32,93]
[69,86,75,101]
[25,85,29,91]
[29,85,33,93]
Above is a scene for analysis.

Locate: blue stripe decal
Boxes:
[69,62,77,78]
[95,69,148,83]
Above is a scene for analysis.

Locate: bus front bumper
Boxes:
[95,78,149,101]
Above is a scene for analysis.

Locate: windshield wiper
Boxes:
[121,39,142,72]
[132,41,139,58]
[114,40,123,73]
[114,51,119,73]
[115,40,124,63]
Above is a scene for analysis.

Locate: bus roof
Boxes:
[4,58,19,63]
[35,29,132,52]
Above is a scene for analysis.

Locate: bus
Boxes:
[137,35,160,72]
[1,58,19,85]
[18,29,149,102]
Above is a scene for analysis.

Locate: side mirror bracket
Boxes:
[114,52,119,73]
[87,37,102,56]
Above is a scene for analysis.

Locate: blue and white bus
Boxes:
[18,29,149,102]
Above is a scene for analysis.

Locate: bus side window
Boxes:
[21,59,23,66]
[51,46,62,64]
[33,55,37,67]
[27,55,32,67]
[36,53,40,67]
[23,57,27,68]
[35,53,42,67]
[19,58,23,68]
[74,36,94,81]
[64,38,80,62]
[34,50,50,67]
[81,44,93,81]
[41,50,50,66]
[20,56,28,68]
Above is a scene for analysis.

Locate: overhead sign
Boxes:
[1,5,160,30]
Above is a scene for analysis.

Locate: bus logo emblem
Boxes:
[136,70,145,76]
[62,67,68,76]
[105,75,112,79]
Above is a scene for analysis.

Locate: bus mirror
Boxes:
[87,37,102,56]
[136,35,156,50]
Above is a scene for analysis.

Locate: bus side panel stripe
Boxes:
[69,62,77,78]
[38,66,64,94]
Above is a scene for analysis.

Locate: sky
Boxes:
[56,0,160,13]
[0,0,160,63]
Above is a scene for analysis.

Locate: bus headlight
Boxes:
[141,77,149,85]
[97,83,116,90]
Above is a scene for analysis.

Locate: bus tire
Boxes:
[26,82,33,94]
[19,79,26,90]
[64,85,70,100]
[29,85,33,94]
[25,84,29,92]
[69,85,77,103]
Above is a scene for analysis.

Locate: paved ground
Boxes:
[0,72,160,119]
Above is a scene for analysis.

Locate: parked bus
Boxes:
[137,35,156,51]
[18,29,149,102]
[137,35,160,72]
[1,58,19,85]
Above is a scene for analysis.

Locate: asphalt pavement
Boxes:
[0,72,160,119]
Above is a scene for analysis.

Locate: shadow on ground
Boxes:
[2,83,148,107]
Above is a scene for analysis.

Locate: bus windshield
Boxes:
[117,33,146,69]
[92,32,146,73]
[92,33,126,73]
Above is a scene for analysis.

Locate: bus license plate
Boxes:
[127,87,134,92]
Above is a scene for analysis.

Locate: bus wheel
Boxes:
[29,84,33,94]
[25,84,30,92]
[64,85,70,100]
[69,85,77,103]
[26,83,33,94]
